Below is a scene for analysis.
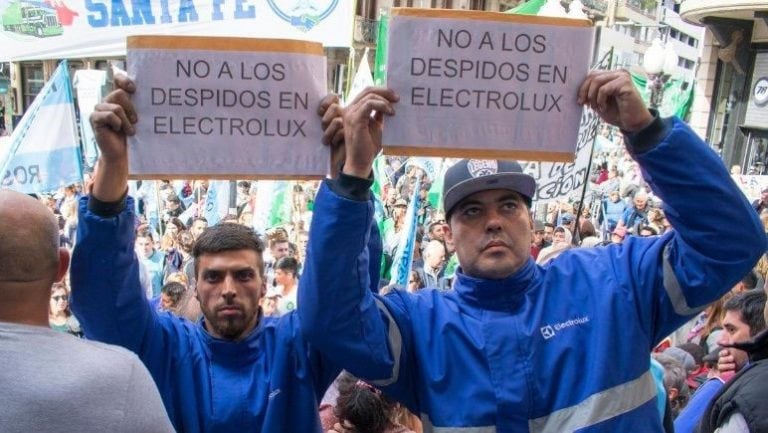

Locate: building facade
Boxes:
[681,0,768,174]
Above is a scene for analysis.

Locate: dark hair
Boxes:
[677,343,706,366]
[579,219,597,238]
[723,289,767,336]
[544,222,555,230]
[638,225,658,236]
[335,373,396,433]
[161,281,186,306]
[192,217,208,225]
[741,271,758,291]
[177,231,195,254]
[275,256,298,277]
[409,270,425,290]
[193,223,265,278]
[167,217,185,232]
[136,228,154,241]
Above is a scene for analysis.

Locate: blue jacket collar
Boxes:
[197,314,264,366]
[453,258,537,310]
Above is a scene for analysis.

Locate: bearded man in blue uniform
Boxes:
[298,70,767,432]
[69,74,362,433]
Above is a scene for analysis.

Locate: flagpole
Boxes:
[573,48,613,245]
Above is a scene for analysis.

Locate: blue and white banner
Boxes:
[0,0,354,61]
[203,180,230,225]
[0,60,82,193]
[389,175,421,287]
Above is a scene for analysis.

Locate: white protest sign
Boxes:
[384,9,594,162]
[127,36,328,179]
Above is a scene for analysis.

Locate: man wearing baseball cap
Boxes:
[300,71,765,432]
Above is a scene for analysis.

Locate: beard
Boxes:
[202,303,259,340]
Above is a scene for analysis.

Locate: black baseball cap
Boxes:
[442,159,536,218]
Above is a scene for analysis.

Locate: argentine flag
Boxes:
[0,61,82,193]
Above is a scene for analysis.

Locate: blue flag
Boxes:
[0,60,82,193]
[389,176,422,287]
[204,180,230,225]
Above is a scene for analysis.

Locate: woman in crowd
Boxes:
[686,292,733,353]
[48,282,82,337]
[407,270,425,293]
[325,372,419,433]
[536,226,573,265]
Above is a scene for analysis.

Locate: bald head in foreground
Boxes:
[0,190,68,324]
[0,190,174,433]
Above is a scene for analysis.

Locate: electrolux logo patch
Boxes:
[540,316,590,340]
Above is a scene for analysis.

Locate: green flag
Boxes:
[373,13,389,85]
[504,0,546,14]
[630,72,694,119]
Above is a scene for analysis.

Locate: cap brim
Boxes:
[444,173,536,216]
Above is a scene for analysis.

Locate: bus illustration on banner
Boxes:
[1,0,63,37]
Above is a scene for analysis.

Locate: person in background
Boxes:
[159,281,186,315]
[653,352,691,418]
[325,372,418,433]
[751,186,768,214]
[674,289,766,433]
[135,229,165,298]
[697,283,768,433]
[48,282,82,337]
[407,270,425,294]
[273,256,299,316]
[536,226,572,265]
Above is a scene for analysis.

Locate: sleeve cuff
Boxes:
[88,189,128,218]
[326,171,373,202]
[622,109,674,155]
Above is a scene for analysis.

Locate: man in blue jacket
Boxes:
[298,70,766,432]
[70,74,357,432]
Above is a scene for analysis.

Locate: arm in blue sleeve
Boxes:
[620,115,766,343]
[299,179,416,402]
[70,196,190,386]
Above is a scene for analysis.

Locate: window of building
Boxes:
[393,0,414,6]
[470,0,486,10]
[21,62,44,112]
[431,0,453,7]
[356,0,376,19]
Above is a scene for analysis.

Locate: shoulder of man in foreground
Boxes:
[0,322,175,433]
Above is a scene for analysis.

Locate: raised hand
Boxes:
[318,94,345,178]
[577,70,654,134]
[341,87,399,179]
[89,73,137,202]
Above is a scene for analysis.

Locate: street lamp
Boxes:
[642,37,678,109]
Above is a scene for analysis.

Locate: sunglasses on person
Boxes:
[52,295,68,302]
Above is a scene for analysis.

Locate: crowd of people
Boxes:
[1,69,768,433]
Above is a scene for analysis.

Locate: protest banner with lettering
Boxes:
[521,107,600,202]
[732,175,768,203]
[127,36,328,179]
[383,8,594,162]
[0,0,353,61]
